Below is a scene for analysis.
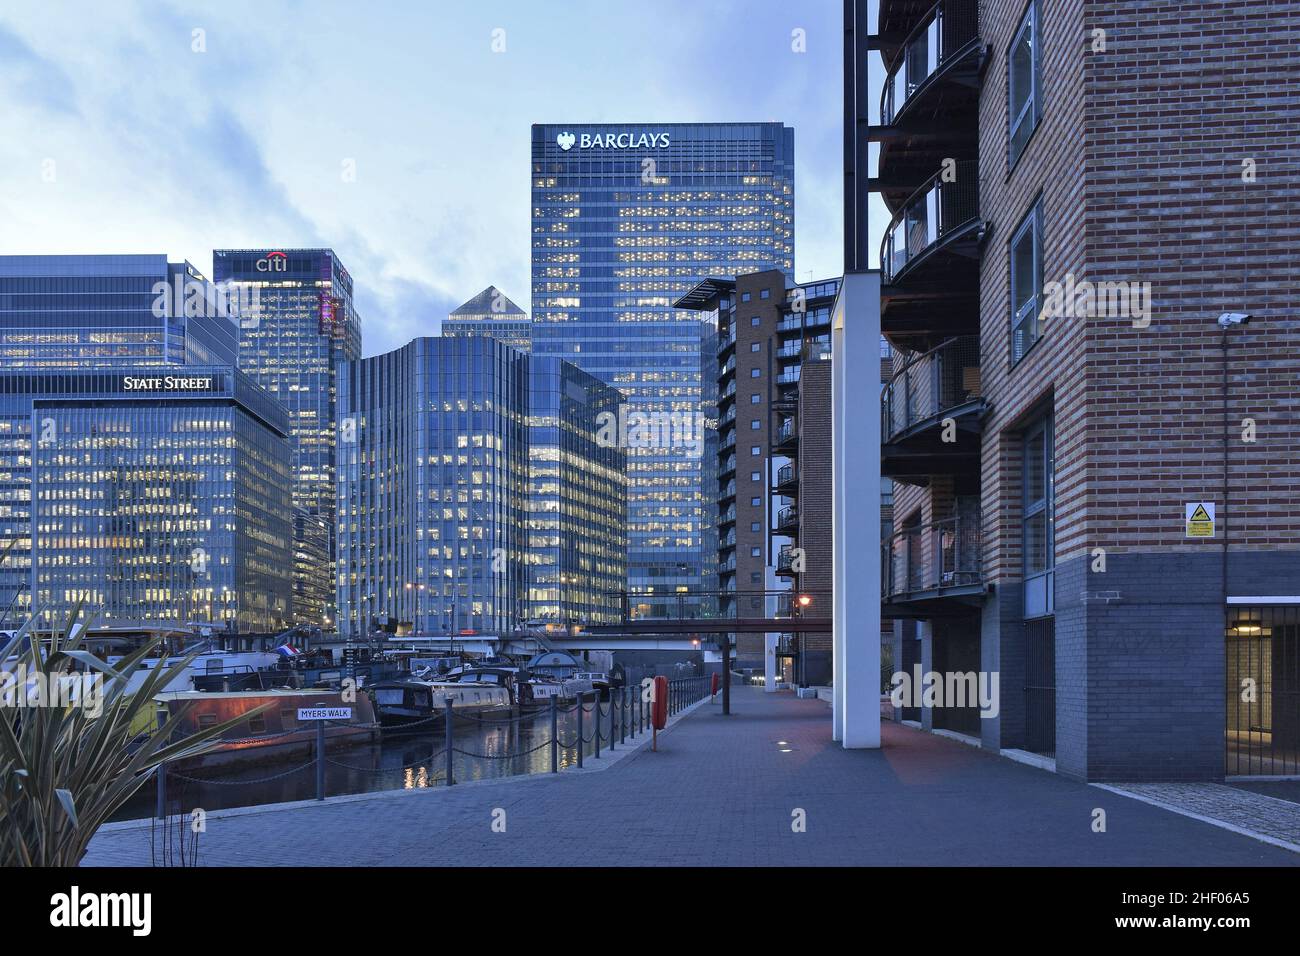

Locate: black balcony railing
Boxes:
[879,0,981,126]
[776,505,799,530]
[882,335,981,442]
[776,545,798,575]
[775,463,797,488]
[882,514,981,600]
[881,161,979,283]
[775,419,797,445]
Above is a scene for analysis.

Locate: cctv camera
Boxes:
[1217,312,1251,327]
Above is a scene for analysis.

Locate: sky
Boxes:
[0,0,856,358]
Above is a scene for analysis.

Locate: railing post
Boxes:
[577,693,585,768]
[444,697,455,786]
[620,687,627,745]
[316,719,326,801]
[594,694,601,760]
[609,689,617,752]
[155,761,166,820]
[549,695,559,773]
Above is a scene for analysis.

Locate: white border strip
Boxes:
[1092,784,1300,855]
[1227,596,1300,605]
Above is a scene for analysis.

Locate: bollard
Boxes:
[445,697,455,786]
[316,719,326,801]
[594,693,602,760]
[550,696,558,773]
[610,688,617,752]
[620,687,627,745]
[155,761,166,820]
[577,693,585,768]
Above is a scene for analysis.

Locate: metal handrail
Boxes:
[879,0,980,126]
[880,161,979,283]
[882,514,982,599]
[775,464,797,486]
[881,335,981,442]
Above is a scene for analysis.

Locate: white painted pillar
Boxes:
[764,633,778,692]
[832,271,882,748]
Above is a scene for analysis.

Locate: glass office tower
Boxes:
[0,254,252,624]
[0,368,293,633]
[212,249,361,627]
[531,122,794,614]
[336,337,626,638]
[526,357,627,625]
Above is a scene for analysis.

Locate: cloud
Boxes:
[0,23,78,116]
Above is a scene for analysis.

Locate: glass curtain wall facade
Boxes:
[526,357,627,625]
[0,254,249,623]
[213,249,361,627]
[0,368,292,632]
[531,122,794,615]
[337,337,531,637]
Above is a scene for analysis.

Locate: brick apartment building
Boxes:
[679,272,892,686]
[860,0,1300,780]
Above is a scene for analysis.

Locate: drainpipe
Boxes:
[1217,312,1250,607]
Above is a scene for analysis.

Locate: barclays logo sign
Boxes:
[556,130,670,151]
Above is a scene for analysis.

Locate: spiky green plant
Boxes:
[0,601,270,866]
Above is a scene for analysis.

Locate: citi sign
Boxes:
[556,131,670,151]
[256,251,289,272]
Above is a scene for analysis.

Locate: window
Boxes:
[750,420,760,430]
[751,547,762,557]
[759,289,770,299]
[750,394,761,404]
[751,343,761,353]
[741,292,751,302]
[750,316,761,327]
[750,497,761,506]
[1023,415,1054,617]
[750,368,761,378]
[750,572,763,584]
[1008,1,1041,167]
[750,471,761,481]
[1010,200,1043,364]
[750,445,761,456]
[750,522,761,532]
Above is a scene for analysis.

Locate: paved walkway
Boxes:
[84,687,1299,866]
[1095,783,1300,854]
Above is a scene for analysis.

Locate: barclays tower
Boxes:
[531,122,794,615]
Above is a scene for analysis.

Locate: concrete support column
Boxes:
[832,271,881,748]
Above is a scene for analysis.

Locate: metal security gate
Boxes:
[1024,618,1055,757]
[1226,605,1300,776]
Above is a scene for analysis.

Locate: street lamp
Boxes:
[795,594,812,688]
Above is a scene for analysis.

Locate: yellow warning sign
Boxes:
[1185,502,1215,538]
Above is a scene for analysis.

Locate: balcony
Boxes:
[774,463,798,496]
[719,505,736,527]
[882,514,983,616]
[775,505,799,535]
[775,545,799,578]
[879,162,983,349]
[777,367,801,387]
[871,0,984,207]
[772,417,798,453]
[881,335,984,484]
[879,0,981,128]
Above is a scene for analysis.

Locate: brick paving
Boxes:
[1095,783,1300,854]
[83,687,1300,866]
